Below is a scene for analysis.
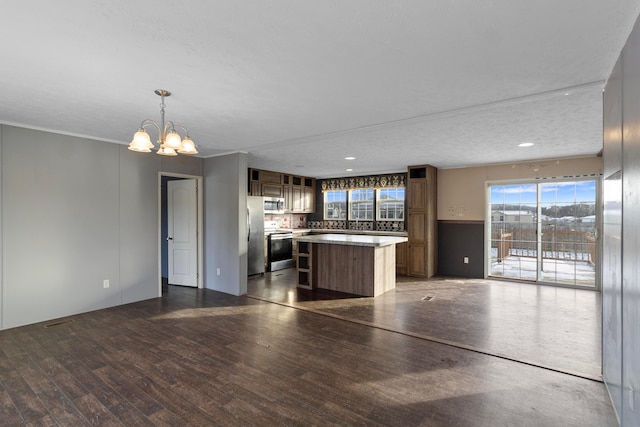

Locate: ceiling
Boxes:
[1,1,639,178]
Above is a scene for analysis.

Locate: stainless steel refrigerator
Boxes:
[247,196,265,275]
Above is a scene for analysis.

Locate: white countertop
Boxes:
[281,228,408,237]
[294,233,408,247]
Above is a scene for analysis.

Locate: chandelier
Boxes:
[128,89,198,156]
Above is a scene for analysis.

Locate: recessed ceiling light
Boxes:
[518,142,534,147]
[346,168,353,172]
[344,156,356,160]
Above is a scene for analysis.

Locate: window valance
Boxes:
[320,173,406,191]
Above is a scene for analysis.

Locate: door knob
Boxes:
[167,237,173,241]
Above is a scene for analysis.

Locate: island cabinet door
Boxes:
[396,242,408,275]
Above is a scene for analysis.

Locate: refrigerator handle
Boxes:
[247,208,251,242]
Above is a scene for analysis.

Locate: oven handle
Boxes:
[270,234,293,241]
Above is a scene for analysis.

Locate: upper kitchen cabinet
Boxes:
[285,175,315,213]
[406,165,437,278]
[249,168,315,213]
[249,168,284,197]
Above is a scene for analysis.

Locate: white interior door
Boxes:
[168,179,198,287]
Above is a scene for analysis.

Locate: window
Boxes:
[323,186,406,223]
[324,190,347,219]
[377,188,405,220]
[349,189,374,220]
[488,180,597,287]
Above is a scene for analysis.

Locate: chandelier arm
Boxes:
[140,119,161,134]
[172,124,191,137]
[163,120,175,134]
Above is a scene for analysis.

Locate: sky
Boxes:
[491,180,596,207]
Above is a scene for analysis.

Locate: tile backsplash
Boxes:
[376,221,405,232]
[265,214,308,229]
[307,220,404,231]
[348,221,374,231]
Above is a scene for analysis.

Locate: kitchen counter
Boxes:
[280,228,408,237]
[295,233,406,297]
[294,233,407,247]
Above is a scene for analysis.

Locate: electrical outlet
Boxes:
[103,279,110,289]
[463,257,469,264]
[216,268,220,276]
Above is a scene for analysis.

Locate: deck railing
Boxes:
[491,227,596,263]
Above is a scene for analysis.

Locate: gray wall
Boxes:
[603,16,640,425]
[0,125,202,330]
[603,53,624,422]
[203,152,248,296]
[438,221,484,278]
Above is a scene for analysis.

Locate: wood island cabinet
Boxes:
[406,165,437,278]
[295,234,407,296]
[396,241,408,275]
[296,240,314,289]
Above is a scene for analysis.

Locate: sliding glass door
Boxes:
[489,180,597,288]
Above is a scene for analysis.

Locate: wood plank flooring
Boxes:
[250,269,603,380]
[0,274,615,426]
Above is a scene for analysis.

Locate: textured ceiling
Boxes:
[1,1,639,178]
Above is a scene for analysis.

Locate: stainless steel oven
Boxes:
[267,232,293,271]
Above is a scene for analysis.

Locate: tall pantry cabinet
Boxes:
[406,165,437,277]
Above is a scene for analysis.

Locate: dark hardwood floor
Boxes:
[0,271,615,426]
[249,268,603,380]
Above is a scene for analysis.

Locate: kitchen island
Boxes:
[294,234,408,297]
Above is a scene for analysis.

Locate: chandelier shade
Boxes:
[179,137,197,154]
[128,90,198,156]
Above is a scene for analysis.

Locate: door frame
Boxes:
[484,177,602,291]
[158,172,204,295]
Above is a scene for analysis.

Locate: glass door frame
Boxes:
[485,177,602,291]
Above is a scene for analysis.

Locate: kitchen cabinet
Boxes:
[406,165,437,278]
[249,168,315,213]
[282,183,293,212]
[248,168,284,197]
[284,175,315,213]
[291,186,303,211]
[303,184,314,213]
[259,170,282,184]
[250,181,261,197]
[262,183,283,198]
